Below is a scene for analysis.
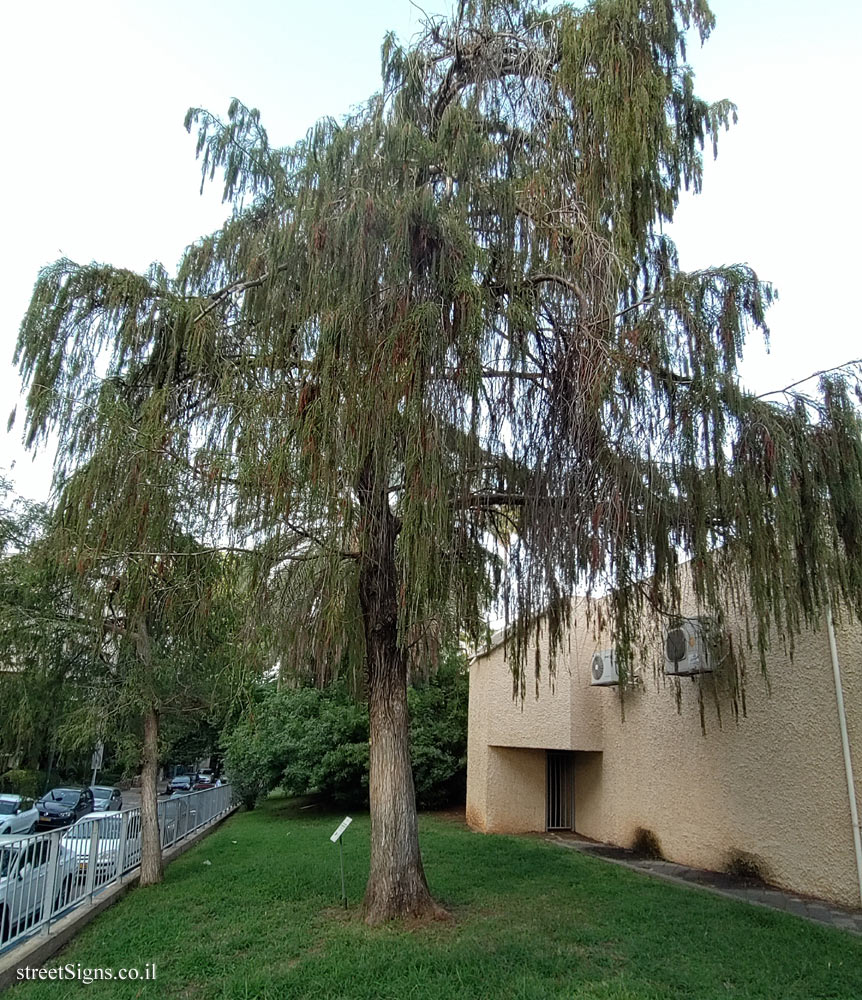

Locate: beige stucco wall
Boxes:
[466,605,862,909]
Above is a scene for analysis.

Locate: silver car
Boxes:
[90,787,123,812]
[0,796,38,836]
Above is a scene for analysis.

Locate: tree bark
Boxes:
[139,704,163,886]
[135,619,162,887]
[358,456,443,924]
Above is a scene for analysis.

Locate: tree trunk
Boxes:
[135,619,163,887]
[134,615,163,886]
[358,456,443,924]
[139,704,163,886]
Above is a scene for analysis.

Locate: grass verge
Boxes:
[8,798,862,999]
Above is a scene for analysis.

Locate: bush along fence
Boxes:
[0,784,233,953]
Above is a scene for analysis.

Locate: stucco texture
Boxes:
[466,603,862,909]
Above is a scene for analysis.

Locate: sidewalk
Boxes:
[547,833,862,935]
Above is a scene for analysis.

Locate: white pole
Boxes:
[825,600,862,906]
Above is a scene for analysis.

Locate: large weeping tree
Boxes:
[15,0,862,921]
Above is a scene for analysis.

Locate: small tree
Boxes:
[50,522,246,885]
[2,471,247,884]
[16,1,862,920]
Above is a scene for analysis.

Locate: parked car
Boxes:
[0,796,38,836]
[192,777,215,791]
[90,787,122,812]
[0,834,76,942]
[59,812,140,887]
[35,788,94,830]
[166,775,193,796]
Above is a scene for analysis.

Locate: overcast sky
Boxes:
[2,0,859,502]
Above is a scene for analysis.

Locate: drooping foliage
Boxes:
[0,480,85,770]
[0,542,88,771]
[13,0,862,916]
[0,474,249,775]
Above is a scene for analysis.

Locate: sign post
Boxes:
[329,816,353,908]
[90,741,104,787]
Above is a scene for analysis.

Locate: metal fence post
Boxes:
[84,821,99,901]
[117,810,129,878]
[157,799,168,849]
[40,832,60,932]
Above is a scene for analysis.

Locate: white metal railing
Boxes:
[0,784,233,954]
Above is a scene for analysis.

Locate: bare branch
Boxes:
[756,359,862,400]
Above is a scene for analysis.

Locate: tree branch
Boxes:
[756,358,862,400]
[193,263,292,324]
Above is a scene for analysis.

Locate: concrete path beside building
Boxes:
[547,833,862,935]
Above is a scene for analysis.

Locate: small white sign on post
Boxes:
[330,816,352,843]
[330,816,353,908]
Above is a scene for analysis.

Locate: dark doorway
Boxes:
[546,750,574,830]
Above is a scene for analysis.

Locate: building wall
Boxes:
[466,606,862,909]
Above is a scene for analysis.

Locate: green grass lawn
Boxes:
[8,799,862,999]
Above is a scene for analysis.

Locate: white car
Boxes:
[0,834,69,943]
[0,796,38,836]
[60,812,141,885]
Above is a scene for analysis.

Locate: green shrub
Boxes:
[278,687,369,806]
[408,652,468,808]
[0,769,46,798]
[220,715,273,810]
[222,649,468,809]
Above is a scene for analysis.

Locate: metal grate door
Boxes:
[546,751,574,830]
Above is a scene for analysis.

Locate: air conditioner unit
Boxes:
[590,648,619,686]
[664,619,713,676]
